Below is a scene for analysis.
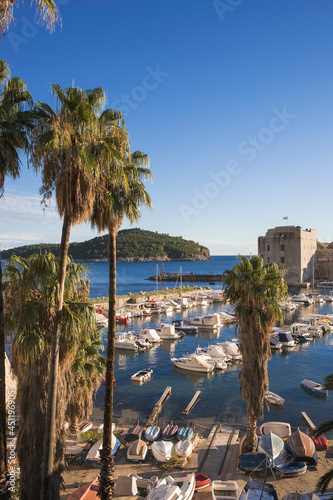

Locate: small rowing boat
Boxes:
[175,439,193,457]
[144,426,161,441]
[300,379,328,397]
[127,438,148,462]
[212,480,240,500]
[274,461,307,477]
[287,428,317,466]
[131,368,153,383]
[265,391,285,406]
[177,427,194,441]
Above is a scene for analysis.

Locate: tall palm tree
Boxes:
[222,255,287,452]
[0,59,32,500]
[313,373,333,495]
[31,85,123,499]
[90,143,152,499]
[0,0,59,38]
[3,253,101,500]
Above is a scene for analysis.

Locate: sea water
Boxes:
[86,257,333,432]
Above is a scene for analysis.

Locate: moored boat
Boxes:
[171,354,215,373]
[300,379,328,397]
[131,368,153,383]
[265,391,285,406]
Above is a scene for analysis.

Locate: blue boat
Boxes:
[177,427,194,441]
[238,452,272,473]
[144,426,161,441]
[300,379,328,397]
[274,461,307,477]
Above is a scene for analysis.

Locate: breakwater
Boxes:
[146,273,224,282]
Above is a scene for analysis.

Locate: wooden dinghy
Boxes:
[212,480,240,500]
[144,426,161,441]
[124,424,144,442]
[311,435,328,450]
[194,474,211,490]
[161,423,178,440]
[238,452,272,473]
[177,427,194,441]
[175,439,193,457]
[68,476,99,500]
[127,438,148,462]
[287,428,317,466]
[260,421,291,439]
[300,379,328,397]
[131,368,153,383]
[239,479,278,500]
[257,431,285,461]
[151,440,174,462]
[274,461,307,477]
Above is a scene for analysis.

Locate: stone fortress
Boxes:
[258,225,333,286]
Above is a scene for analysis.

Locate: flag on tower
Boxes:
[283,216,288,220]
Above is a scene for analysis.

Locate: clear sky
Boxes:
[1,0,333,255]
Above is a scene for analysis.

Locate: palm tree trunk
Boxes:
[41,213,72,500]
[0,251,9,500]
[99,224,117,500]
[244,410,258,453]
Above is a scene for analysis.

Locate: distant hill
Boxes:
[2,228,210,262]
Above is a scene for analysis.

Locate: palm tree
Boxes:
[0,59,32,500]
[3,253,101,500]
[222,255,287,452]
[31,85,123,499]
[0,0,59,38]
[313,373,333,495]
[90,142,152,499]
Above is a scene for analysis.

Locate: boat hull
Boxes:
[287,429,317,466]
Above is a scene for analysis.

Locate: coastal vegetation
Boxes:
[1,229,210,262]
[222,255,287,452]
[3,253,104,499]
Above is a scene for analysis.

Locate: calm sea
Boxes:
[85,257,333,433]
[2,256,333,433]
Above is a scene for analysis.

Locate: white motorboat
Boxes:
[196,344,232,362]
[95,312,108,327]
[175,439,193,457]
[151,440,174,462]
[265,391,285,406]
[217,341,242,360]
[171,354,215,373]
[145,473,196,500]
[219,311,237,323]
[156,324,182,340]
[272,331,295,347]
[212,480,240,500]
[184,314,221,329]
[137,328,160,343]
[114,332,141,351]
[131,368,153,383]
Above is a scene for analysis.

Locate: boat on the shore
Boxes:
[257,431,285,461]
[274,461,307,477]
[212,480,240,500]
[240,479,278,500]
[145,473,196,500]
[131,368,153,383]
[84,433,120,467]
[127,438,148,462]
[124,424,144,442]
[300,379,328,397]
[144,426,161,441]
[260,421,291,439]
[193,474,211,490]
[161,423,178,440]
[175,439,193,457]
[151,440,174,462]
[177,427,194,441]
[68,475,99,500]
[287,428,317,466]
[238,452,272,473]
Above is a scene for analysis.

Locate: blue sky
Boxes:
[1,0,333,254]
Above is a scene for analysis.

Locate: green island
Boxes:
[1,228,210,262]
